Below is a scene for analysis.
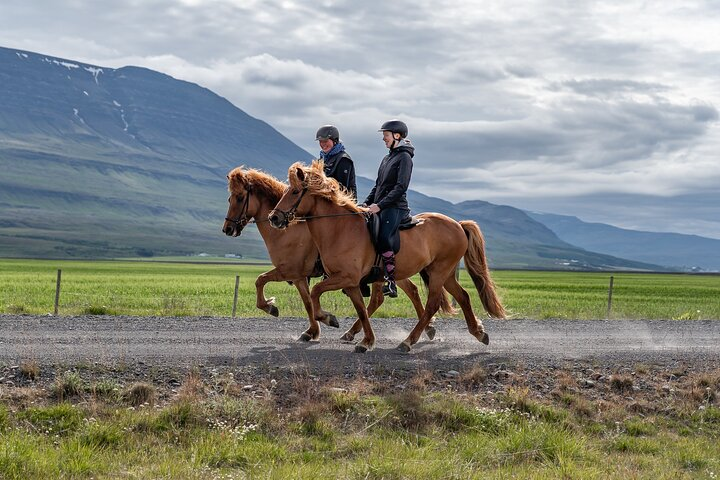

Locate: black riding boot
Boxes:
[381,251,397,298]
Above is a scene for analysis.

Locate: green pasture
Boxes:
[1,258,719,319]
[1,379,719,479]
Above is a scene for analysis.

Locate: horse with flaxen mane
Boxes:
[222,166,436,342]
[269,160,505,353]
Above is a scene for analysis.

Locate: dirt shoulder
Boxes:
[1,315,719,405]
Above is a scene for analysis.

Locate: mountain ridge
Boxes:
[527,211,720,271]
[0,45,677,270]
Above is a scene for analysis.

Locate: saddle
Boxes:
[358,214,422,297]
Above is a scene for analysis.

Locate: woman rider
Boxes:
[316,125,357,200]
[363,119,413,298]
[314,125,357,279]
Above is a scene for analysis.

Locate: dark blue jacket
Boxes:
[324,151,357,201]
[364,139,414,211]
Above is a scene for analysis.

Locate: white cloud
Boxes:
[1,0,720,238]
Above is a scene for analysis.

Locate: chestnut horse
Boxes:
[222,166,437,342]
[269,160,505,353]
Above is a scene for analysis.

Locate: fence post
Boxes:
[54,269,62,316]
[231,275,240,318]
[606,275,614,319]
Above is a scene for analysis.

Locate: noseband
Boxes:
[225,190,251,231]
[273,187,307,227]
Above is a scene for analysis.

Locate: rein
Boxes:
[293,211,368,222]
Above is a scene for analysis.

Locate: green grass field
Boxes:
[1,368,719,479]
[1,259,719,319]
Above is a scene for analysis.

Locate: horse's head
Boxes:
[269,162,311,229]
[223,167,256,237]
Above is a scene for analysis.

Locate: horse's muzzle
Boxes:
[268,211,288,229]
[222,223,240,237]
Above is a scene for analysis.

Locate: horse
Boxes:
[268,160,506,353]
[222,166,437,342]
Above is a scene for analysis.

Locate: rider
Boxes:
[313,125,357,280]
[363,119,413,298]
[316,125,357,200]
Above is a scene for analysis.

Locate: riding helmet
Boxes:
[378,119,408,138]
[315,125,340,143]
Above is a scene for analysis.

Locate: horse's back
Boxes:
[397,212,468,265]
[402,212,466,238]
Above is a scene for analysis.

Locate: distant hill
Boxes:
[0,46,312,259]
[527,212,720,271]
[0,46,666,270]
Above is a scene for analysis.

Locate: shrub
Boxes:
[122,382,156,407]
[52,371,84,399]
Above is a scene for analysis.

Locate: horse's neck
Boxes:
[305,198,363,252]
[252,196,277,240]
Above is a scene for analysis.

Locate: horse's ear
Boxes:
[295,167,306,183]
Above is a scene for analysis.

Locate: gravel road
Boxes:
[2,315,719,374]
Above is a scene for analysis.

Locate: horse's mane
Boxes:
[227,166,286,203]
[289,160,364,213]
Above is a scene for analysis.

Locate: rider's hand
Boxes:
[368,204,381,214]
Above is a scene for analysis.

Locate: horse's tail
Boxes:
[420,269,456,315]
[460,220,506,318]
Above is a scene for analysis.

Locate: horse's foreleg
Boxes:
[341,281,383,342]
[293,279,322,342]
[343,286,375,353]
[255,269,282,317]
[397,278,435,340]
[443,274,489,345]
[309,277,346,336]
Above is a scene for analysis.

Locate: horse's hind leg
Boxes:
[398,274,446,352]
[255,269,282,317]
[443,274,489,345]
[293,279,322,342]
[397,278,435,340]
[340,281,384,342]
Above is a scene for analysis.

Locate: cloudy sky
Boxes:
[2,0,720,238]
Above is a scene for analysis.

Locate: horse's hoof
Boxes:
[340,332,355,342]
[425,325,436,341]
[479,332,490,345]
[268,305,279,317]
[328,314,339,328]
[354,344,368,354]
[298,332,312,342]
[396,342,411,353]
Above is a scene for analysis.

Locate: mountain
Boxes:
[527,212,720,271]
[0,46,313,259]
[0,46,664,270]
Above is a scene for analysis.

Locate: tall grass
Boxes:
[1,259,719,319]
[1,387,719,479]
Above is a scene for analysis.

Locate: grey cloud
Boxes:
[2,0,720,239]
[556,79,670,97]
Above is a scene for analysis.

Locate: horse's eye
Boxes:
[236,195,243,203]
[292,189,300,195]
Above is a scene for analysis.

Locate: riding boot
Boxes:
[381,251,397,298]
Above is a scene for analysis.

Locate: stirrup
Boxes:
[382,280,397,298]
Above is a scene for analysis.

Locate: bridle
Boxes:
[271,187,307,227]
[225,189,252,231]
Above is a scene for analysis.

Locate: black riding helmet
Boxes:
[315,125,340,143]
[378,119,408,138]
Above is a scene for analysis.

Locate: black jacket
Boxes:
[324,151,357,200]
[364,140,414,211]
